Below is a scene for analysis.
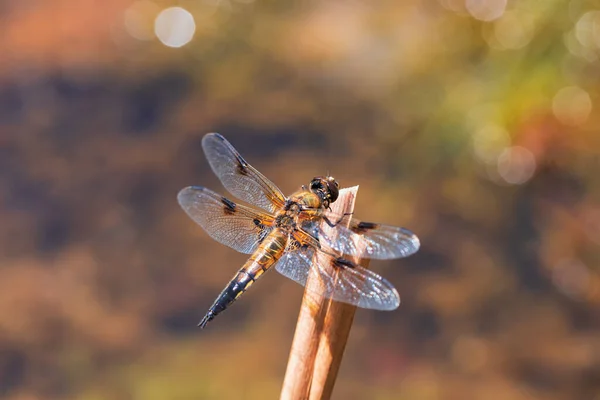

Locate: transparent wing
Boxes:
[274,249,314,289]
[177,186,275,254]
[275,246,400,310]
[308,217,420,260]
[201,133,287,214]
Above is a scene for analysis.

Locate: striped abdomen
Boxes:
[198,230,288,328]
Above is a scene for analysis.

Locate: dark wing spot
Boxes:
[255,219,270,244]
[221,197,237,215]
[351,221,379,234]
[235,155,250,176]
[332,257,357,269]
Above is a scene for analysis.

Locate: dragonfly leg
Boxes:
[323,212,353,228]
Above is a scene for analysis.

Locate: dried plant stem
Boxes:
[307,264,368,400]
[281,186,363,400]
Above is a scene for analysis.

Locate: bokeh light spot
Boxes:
[575,11,600,49]
[154,7,196,48]
[564,29,598,62]
[552,86,592,126]
[466,0,507,22]
[124,1,160,41]
[472,125,511,164]
[497,146,536,185]
[494,12,534,49]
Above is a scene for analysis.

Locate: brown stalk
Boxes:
[281,186,366,400]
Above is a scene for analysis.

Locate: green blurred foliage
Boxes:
[0,0,599,399]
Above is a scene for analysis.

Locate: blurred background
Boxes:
[1,0,599,399]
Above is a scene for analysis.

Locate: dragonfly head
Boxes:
[310,176,340,206]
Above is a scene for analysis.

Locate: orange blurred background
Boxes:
[0,1,599,399]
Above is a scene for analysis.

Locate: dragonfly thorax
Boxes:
[274,213,297,235]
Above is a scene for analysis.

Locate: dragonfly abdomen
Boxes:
[198,231,288,328]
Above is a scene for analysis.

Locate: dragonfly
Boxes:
[178,133,420,328]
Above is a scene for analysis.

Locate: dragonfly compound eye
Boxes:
[327,180,339,203]
[310,178,325,192]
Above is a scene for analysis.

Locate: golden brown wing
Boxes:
[201,133,286,213]
[177,186,275,254]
